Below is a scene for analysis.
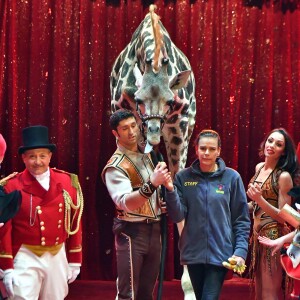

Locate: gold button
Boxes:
[59,209,62,213]
[55,242,58,245]
[40,221,44,226]
[58,220,62,224]
[41,237,46,241]
[41,242,46,246]
[38,210,42,214]
[58,225,61,228]
[36,206,41,210]
[59,203,63,207]
[41,226,45,231]
[56,237,59,241]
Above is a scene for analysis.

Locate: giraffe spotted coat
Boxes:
[110,7,196,176]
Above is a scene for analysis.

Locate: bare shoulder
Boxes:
[255,162,264,172]
[278,171,292,181]
[278,171,293,191]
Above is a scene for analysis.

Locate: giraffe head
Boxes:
[134,58,191,146]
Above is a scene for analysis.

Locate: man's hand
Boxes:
[68,264,80,284]
[3,269,19,298]
[150,162,170,187]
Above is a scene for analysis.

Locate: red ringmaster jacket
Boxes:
[0,168,83,270]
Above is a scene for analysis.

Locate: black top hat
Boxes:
[18,125,56,154]
[0,186,21,223]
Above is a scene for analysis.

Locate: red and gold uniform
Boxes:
[0,168,83,299]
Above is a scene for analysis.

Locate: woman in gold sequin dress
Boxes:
[247,128,298,300]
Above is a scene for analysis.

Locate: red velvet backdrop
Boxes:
[0,0,300,280]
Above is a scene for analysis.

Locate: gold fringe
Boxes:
[249,222,290,296]
[250,223,288,276]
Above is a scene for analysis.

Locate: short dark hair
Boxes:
[259,128,299,174]
[194,129,221,148]
[109,109,136,131]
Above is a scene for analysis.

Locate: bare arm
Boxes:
[247,171,293,223]
[258,230,296,256]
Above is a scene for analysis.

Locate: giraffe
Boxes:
[110,5,196,299]
[110,5,196,178]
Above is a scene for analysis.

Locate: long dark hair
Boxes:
[259,128,298,175]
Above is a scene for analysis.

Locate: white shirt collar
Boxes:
[31,168,50,190]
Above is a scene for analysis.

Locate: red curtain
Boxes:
[0,0,300,280]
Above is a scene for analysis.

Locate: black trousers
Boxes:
[187,263,227,300]
[115,221,161,300]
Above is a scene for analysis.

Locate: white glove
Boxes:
[3,269,19,298]
[68,264,80,284]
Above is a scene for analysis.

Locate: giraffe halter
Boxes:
[135,99,173,137]
[134,57,174,137]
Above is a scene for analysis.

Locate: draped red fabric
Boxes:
[0,0,300,280]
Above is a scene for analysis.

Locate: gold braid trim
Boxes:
[63,175,84,235]
[0,254,13,259]
[0,172,18,186]
[69,246,82,253]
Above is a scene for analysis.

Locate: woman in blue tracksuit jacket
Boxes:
[165,129,251,300]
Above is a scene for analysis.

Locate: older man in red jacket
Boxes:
[0,125,84,300]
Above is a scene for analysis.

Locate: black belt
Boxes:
[118,218,161,224]
[141,218,160,224]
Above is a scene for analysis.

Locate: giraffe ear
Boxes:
[133,64,143,88]
[169,70,191,90]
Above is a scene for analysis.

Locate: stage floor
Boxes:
[66,277,254,300]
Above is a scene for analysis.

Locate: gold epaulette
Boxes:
[52,168,79,189]
[70,174,80,190]
[0,172,18,186]
[52,167,71,175]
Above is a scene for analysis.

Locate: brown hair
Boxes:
[194,129,221,148]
